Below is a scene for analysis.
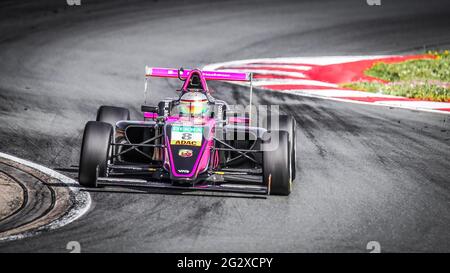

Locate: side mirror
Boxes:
[141,105,158,113]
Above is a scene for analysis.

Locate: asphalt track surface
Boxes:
[0,0,449,252]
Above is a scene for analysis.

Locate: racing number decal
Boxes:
[171,126,203,146]
[182,133,192,140]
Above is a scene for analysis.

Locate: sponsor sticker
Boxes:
[178,149,193,158]
[171,126,203,146]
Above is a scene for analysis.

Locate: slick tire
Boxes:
[96,105,129,159]
[263,130,291,196]
[79,121,113,187]
[96,105,130,128]
[265,115,297,180]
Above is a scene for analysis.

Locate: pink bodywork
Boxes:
[181,69,209,91]
[163,116,215,178]
[143,112,158,119]
[143,67,251,179]
[228,116,250,124]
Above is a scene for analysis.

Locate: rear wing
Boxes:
[144,66,254,119]
[145,66,251,82]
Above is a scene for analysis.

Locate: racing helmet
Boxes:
[178,92,209,117]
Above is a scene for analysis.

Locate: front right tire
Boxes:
[78,121,113,187]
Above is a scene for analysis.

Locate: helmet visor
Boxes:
[180,101,208,116]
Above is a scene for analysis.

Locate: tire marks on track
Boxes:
[0,154,91,242]
[0,171,27,223]
[0,163,57,233]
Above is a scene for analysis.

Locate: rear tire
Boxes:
[265,115,297,180]
[96,105,130,128]
[263,130,291,196]
[96,106,129,160]
[79,121,113,187]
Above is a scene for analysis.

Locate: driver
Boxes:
[177,92,210,117]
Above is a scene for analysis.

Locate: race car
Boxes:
[78,67,296,195]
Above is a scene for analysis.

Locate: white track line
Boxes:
[251,80,338,87]
[0,152,91,242]
[374,100,450,109]
[297,89,399,97]
[282,89,450,115]
[231,64,313,70]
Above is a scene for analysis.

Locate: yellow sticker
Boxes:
[170,140,202,146]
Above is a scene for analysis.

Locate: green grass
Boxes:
[341,50,450,102]
[343,81,450,102]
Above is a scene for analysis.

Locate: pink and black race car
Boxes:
[78,67,296,195]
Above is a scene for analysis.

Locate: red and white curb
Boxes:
[0,152,91,242]
[203,55,450,114]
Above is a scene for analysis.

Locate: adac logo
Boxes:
[178,149,193,158]
[171,140,201,146]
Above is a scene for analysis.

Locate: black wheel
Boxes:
[265,115,296,180]
[263,130,291,196]
[96,105,130,128]
[96,105,129,160]
[78,121,113,187]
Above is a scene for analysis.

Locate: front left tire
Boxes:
[262,130,292,196]
[265,115,297,180]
